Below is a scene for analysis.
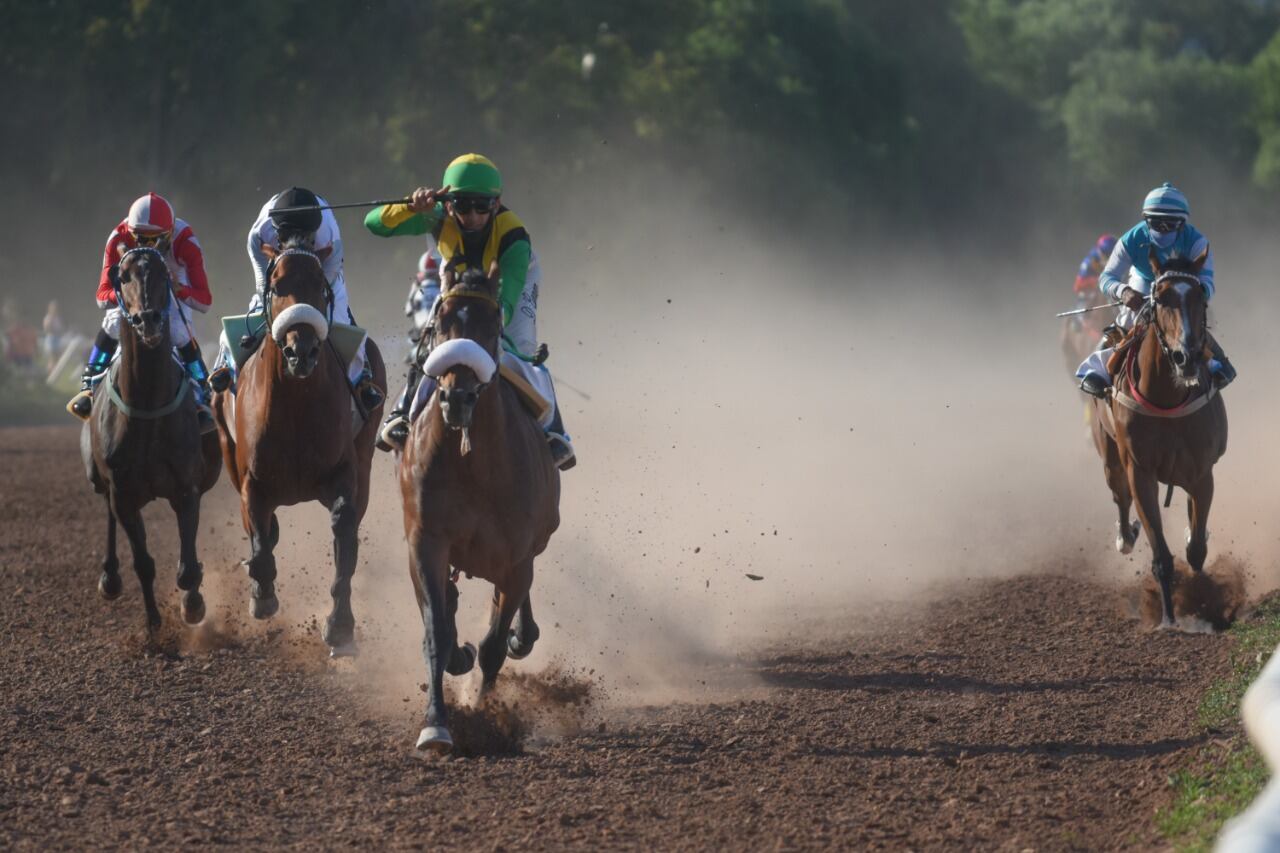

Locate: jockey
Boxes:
[68,192,215,431]
[408,248,443,334]
[210,187,383,410]
[364,153,575,469]
[1075,234,1117,299]
[1077,183,1236,398]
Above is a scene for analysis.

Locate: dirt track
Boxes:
[0,426,1235,850]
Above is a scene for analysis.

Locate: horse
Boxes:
[1090,247,1228,626]
[211,239,385,655]
[81,247,221,631]
[398,264,560,753]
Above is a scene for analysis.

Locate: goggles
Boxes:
[130,229,170,246]
[1144,216,1183,234]
[451,196,496,215]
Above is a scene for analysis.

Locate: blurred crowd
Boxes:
[1,298,85,380]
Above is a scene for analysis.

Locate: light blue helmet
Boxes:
[1142,182,1189,220]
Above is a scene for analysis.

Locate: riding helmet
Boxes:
[269,187,323,234]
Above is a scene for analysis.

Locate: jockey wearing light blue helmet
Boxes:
[1077,182,1236,397]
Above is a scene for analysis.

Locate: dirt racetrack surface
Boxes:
[0,426,1234,850]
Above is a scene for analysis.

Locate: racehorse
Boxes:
[398,264,560,753]
[1061,288,1110,378]
[1090,248,1228,626]
[82,247,221,630]
[211,240,385,655]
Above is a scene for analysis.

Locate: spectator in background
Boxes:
[41,300,65,370]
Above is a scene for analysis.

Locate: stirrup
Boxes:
[358,379,385,411]
[547,432,576,471]
[209,366,233,393]
[1079,372,1110,400]
[376,414,409,452]
[67,390,94,421]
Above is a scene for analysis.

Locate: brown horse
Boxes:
[399,265,560,753]
[82,247,221,630]
[1090,248,1228,625]
[211,241,385,655]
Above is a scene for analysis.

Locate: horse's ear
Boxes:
[1148,243,1162,276]
[486,261,501,293]
[1192,245,1209,274]
[260,244,278,261]
[316,246,333,263]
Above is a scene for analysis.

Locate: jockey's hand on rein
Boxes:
[1121,288,1145,312]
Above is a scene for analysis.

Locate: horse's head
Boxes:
[261,239,333,378]
[113,247,172,349]
[1148,244,1210,386]
[430,263,502,429]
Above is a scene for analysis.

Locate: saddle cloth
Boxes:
[409,350,555,428]
[220,313,366,370]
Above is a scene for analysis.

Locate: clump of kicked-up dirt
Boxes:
[1139,553,1250,632]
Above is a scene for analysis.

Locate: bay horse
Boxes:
[1090,247,1228,625]
[399,264,560,753]
[211,240,385,655]
[82,247,221,630]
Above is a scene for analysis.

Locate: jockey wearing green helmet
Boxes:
[364,154,575,470]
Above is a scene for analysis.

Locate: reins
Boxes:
[1112,270,1213,419]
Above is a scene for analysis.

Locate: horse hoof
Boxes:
[448,643,477,676]
[507,632,535,660]
[98,572,123,600]
[328,640,359,659]
[181,592,206,625]
[250,594,279,620]
[416,725,453,754]
[1115,521,1140,554]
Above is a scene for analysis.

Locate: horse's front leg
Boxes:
[113,497,161,632]
[410,532,456,753]
[507,592,541,661]
[323,486,359,657]
[1128,465,1176,626]
[243,479,279,619]
[98,496,123,600]
[478,558,534,696]
[1185,473,1214,574]
[171,488,205,625]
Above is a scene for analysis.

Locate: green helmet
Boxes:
[442,153,502,196]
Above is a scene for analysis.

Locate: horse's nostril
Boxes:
[464,391,478,405]
[283,346,296,361]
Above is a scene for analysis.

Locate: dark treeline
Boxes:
[4,0,1280,315]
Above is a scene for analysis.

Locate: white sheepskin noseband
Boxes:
[271,303,329,343]
[424,338,497,382]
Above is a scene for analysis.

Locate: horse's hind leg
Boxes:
[507,593,540,660]
[98,498,123,600]
[114,500,161,631]
[243,482,278,619]
[1185,474,1214,574]
[1103,436,1139,553]
[171,489,205,625]
[478,558,533,693]
[322,492,359,656]
[1129,468,1176,626]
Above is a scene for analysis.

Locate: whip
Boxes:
[1055,301,1120,318]
[268,196,457,215]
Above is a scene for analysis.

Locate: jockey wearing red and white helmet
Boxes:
[67,192,216,431]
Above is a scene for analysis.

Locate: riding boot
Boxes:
[545,405,576,471]
[356,366,385,411]
[1079,372,1110,400]
[67,331,116,420]
[376,365,423,452]
[1206,334,1237,389]
[177,341,217,434]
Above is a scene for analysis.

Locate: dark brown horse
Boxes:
[82,247,221,630]
[1090,248,1228,625]
[211,241,385,655]
[399,265,560,753]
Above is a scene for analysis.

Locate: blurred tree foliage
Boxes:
[2,0,1280,245]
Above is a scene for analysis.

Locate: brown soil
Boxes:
[0,426,1238,850]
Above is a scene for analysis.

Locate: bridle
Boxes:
[262,247,331,335]
[1144,270,1208,374]
[114,247,172,334]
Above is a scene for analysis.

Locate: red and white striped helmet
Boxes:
[126,192,175,235]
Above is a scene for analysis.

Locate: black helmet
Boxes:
[269,187,322,235]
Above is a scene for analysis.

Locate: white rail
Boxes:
[1217,643,1280,851]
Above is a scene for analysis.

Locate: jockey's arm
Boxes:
[1098,239,1133,301]
[96,229,125,308]
[364,202,444,237]
[247,205,272,294]
[497,238,531,325]
[173,231,212,313]
[1189,233,1216,300]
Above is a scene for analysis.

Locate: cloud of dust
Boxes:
[177,195,1280,725]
